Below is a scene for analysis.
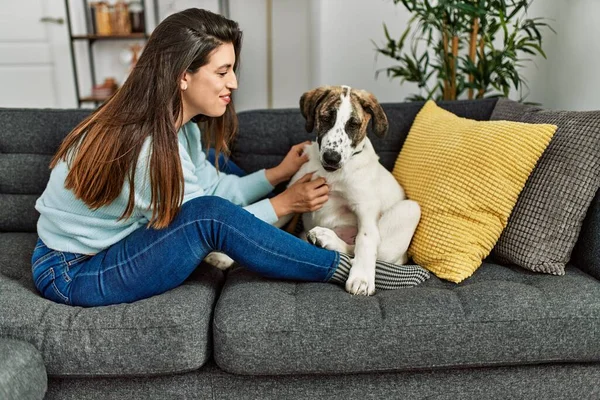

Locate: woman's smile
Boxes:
[220,93,231,104]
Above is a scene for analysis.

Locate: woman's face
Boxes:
[181,42,237,119]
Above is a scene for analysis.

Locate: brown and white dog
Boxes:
[288,85,421,295]
[206,85,420,296]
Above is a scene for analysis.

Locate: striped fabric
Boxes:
[291,215,430,289]
[329,253,430,289]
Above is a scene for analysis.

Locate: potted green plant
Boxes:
[375,0,554,101]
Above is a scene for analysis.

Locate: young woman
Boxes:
[31,8,428,307]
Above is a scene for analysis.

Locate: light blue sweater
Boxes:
[35,121,278,254]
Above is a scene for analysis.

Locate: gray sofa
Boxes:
[1,99,599,399]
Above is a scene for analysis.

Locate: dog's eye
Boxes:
[321,110,336,124]
[347,119,361,130]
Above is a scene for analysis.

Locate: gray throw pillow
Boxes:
[490,99,600,275]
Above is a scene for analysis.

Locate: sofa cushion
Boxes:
[490,99,600,275]
[214,263,600,375]
[0,338,47,400]
[0,232,224,377]
[392,100,556,283]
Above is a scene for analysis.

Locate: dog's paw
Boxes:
[345,262,376,296]
[307,227,348,252]
[204,252,235,271]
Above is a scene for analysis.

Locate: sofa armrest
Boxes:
[0,338,47,400]
[572,188,600,280]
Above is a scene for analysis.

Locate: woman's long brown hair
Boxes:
[51,8,242,229]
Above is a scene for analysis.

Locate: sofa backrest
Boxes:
[0,108,91,232]
[0,99,498,233]
[232,98,499,173]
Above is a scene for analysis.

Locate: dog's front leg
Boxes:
[346,204,380,296]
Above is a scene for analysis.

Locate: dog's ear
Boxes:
[355,90,388,137]
[299,86,332,133]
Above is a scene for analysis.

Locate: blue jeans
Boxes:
[32,197,339,307]
[32,156,339,307]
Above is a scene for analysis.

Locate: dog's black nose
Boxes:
[322,150,341,166]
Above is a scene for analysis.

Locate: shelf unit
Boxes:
[63,0,158,107]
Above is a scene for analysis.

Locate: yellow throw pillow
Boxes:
[392,100,557,283]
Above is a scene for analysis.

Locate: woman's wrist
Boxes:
[269,194,290,218]
[265,166,287,186]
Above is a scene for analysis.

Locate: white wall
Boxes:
[270,0,312,109]
[534,0,600,111]
[229,0,269,112]
[231,0,312,111]
[488,0,600,111]
[311,0,417,104]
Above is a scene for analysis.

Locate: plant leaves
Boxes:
[375,0,552,101]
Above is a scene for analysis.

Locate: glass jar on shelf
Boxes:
[128,1,145,34]
[94,2,111,35]
[113,0,132,35]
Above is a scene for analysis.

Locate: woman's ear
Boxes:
[180,72,189,91]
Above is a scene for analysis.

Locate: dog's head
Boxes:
[299,85,388,172]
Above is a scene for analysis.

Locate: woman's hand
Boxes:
[269,173,329,218]
[265,141,311,186]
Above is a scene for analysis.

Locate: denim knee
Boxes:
[178,196,239,224]
[171,196,245,252]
